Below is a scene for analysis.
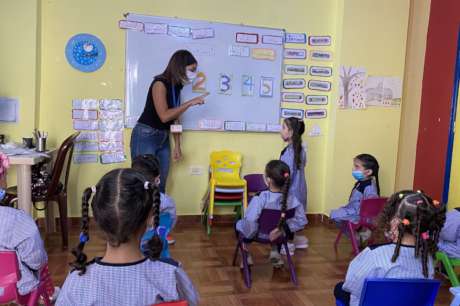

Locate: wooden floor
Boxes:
[42,219,453,306]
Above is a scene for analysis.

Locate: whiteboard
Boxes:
[125,13,284,132]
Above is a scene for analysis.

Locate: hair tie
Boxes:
[79,232,89,243]
[284,172,289,178]
[399,193,404,199]
[281,212,286,218]
[91,186,96,194]
[402,219,410,226]
[416,200,423,205]
[421,232,429,240]
[144,181,150,190]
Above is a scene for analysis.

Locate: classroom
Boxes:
[0,0,459,305]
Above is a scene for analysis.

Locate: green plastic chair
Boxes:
[436,251,460,287]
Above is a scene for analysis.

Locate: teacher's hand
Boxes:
[186,92,208,107]
[173,146,182,162]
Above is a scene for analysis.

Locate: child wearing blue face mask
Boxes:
[330,154,380,224]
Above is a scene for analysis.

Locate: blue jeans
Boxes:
[130,122,170,193]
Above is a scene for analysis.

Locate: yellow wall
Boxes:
[0,0,40,186]
[395,0,431,190]
[38,0,339,217]
[324,0,410,215]
[2,0,412,218]
[448,87,460,209]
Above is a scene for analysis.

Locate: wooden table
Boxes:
[4,150,55,215]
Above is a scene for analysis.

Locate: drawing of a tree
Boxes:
[340,66,366,108]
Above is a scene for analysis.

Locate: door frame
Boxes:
[442,26,460,203]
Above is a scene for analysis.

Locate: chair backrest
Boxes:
[152,300,188,306]
[47,132,80,196]
[359,197,388,221]
[359,278,440,306]
[0,251,21,303]
[244,174,268,194]
[210,151,242,180]
[257,208,295,236]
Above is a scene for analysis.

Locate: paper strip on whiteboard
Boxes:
[168,26,191,38]
[285,33,307,44]
[192,28,214,39]
[262,35,283,45]
[281,108,304,119]
[228,45,250,57]
[267,124,282,132]
[224,121,245,131]
[236,32,258,44]
[198,119,223,130]
[246,122,267,132]
[144,23,168,34]
[119,20,144,31]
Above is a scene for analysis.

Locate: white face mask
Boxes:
[186,70,197,82]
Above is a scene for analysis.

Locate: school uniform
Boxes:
[336,243,434,306]
[0,206,48,295]
[280,143,307,210]
[236,190,307,240]
[330,179,378,223]
[161,193,177,229]
[438,208,460,258]
[56,257,199,306]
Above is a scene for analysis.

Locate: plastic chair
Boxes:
[141,213,172,258]
[358,278,440,306]
[152,300,188,305]
[232,208,297,288]
[334,197,388,256]
[0,251,53,306]
[204,151,247,235]
[244,174,268,203]
[7,132,80,249]
[436,251,460,287]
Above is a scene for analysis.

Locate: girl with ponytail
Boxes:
[334,190,446,306]
[236,160,307,268]
[56,168,198,306]
[280,117,309,249]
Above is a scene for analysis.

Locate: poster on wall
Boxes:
[337,66,367,109]
[365,76,402,107]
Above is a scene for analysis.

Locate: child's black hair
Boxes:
[71,168,163,275]
[379,190,446,277]
[265,160,291,231]
[131,154,160,182]
[284,117,305,170]
[355,153,380,195]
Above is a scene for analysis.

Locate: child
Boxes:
[280,117,308,250]
[132,154,177,244]
[330,153,380,224]
[56,169,198,306]
[438,207,460,258]
[236,160,307,267]
[334,190,446,306]
[0,206,48,295]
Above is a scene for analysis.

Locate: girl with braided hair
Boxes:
[280,117,309,250]
[236,160,307,268]
[334,190,446,306]
[56,168,198,306]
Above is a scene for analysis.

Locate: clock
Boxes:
[65,33,106,72]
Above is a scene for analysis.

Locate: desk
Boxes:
[5,150,55,215]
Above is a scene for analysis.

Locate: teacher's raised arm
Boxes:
[130,50,206,193]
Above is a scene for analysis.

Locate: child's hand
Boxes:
[173,146,182,162]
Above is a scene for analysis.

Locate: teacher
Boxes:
[130,50,206,192]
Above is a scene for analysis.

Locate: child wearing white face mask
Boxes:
[330,154,380,224]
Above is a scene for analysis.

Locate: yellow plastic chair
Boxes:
[204,150,247,235]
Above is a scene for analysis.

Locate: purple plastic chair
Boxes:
[334,197,388,256]
[232,208,297,288]
[243,174,268,204]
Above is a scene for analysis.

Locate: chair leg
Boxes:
[283,241,298,286]
[334,230,343,250]
[45,201,56,233]
[240,243,251,288]
[346,222,359,256]
[437,252,460,287]
[232,241,241,266]
[57,194,69,249]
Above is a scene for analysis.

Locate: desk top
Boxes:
[2,149,56,166]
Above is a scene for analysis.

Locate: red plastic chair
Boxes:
[232,208,298,288]
[152,300,188,305]
[0,251,53,306]
[334,197,388,256]
[243,174,268,203]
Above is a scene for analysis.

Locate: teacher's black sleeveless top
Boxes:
[137,76,182,130]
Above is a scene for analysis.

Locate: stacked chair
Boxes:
[202,150,247,235]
